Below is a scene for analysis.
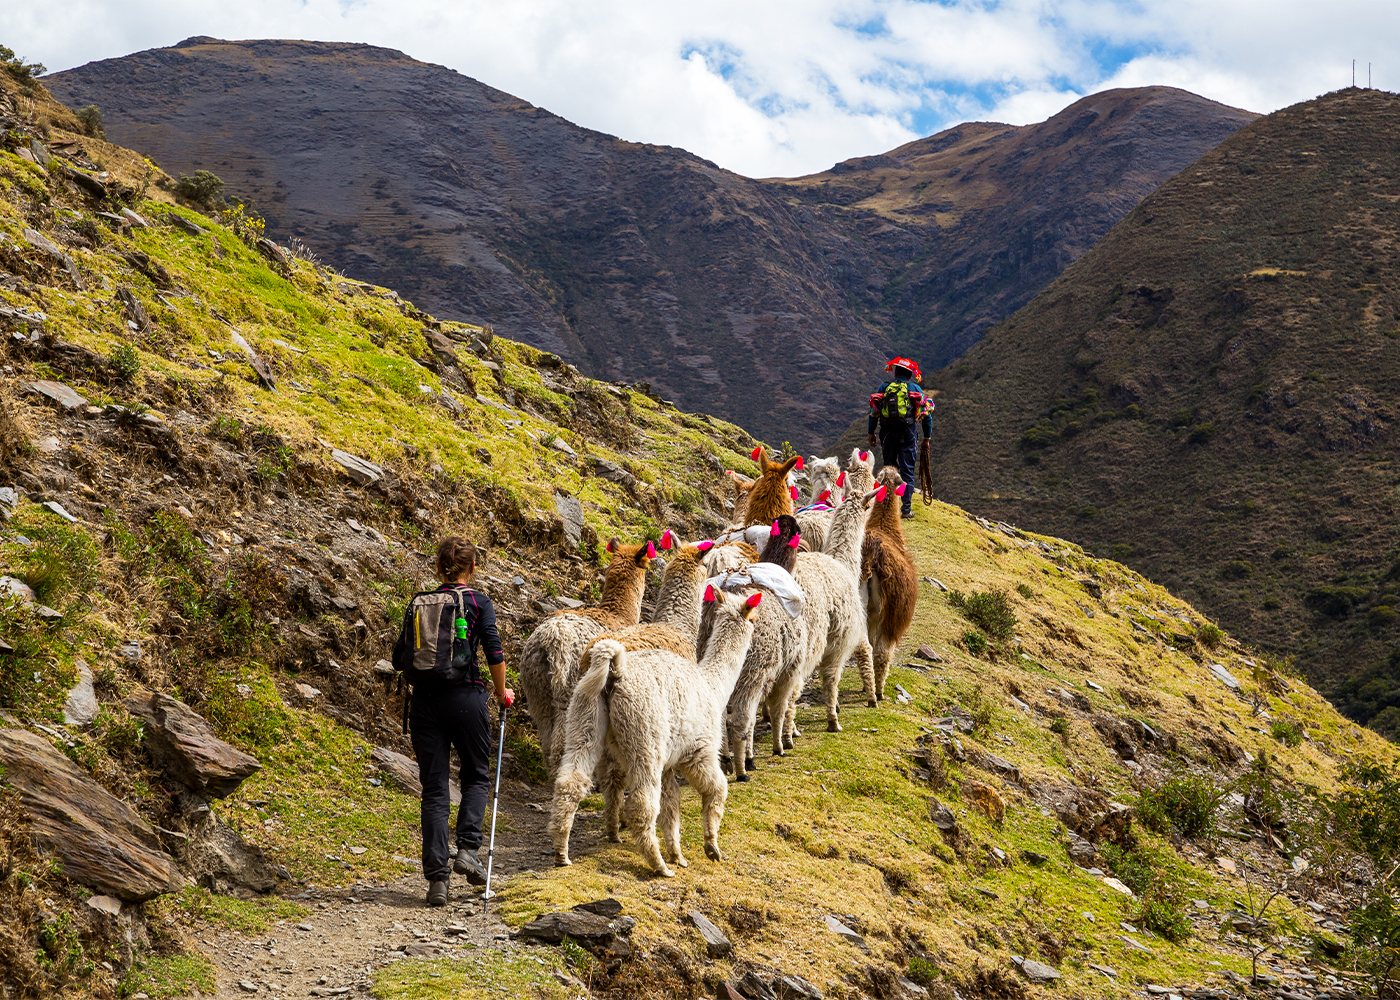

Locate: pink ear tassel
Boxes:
[770,520,781,537]
[818,490,831,502]
[750,445,762,460]
[704,585,716,603]
[645,541,657,559]
[790,485,799,501]
[836,471,846,487]
[787,535,800,548]
[697,540,715,552]
[795,456,804,471]
[875,485,887,502]
[660,529,674,550]
[859,450,869,462]
[895,484,906,496]
[745,593,762,608]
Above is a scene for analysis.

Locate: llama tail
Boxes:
[555,639,623,795]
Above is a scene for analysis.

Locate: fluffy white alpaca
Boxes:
[549,588,763,876]
[794,456,846,553]
[517,536,658,781]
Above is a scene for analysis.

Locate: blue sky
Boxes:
[3,0,1398,177]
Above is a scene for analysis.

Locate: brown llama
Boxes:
[861,467,919,705]
[725,470,756,523]
[518,535,659,781]
[738,448,799,529]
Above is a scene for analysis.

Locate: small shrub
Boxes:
[948,588,1017,641]
[906,955,941,989]
[74,104,104,137]
[1015,583,1034,599]
[1348,882,1400,997]
[1369,605,1399,629]
[1197,622,1225,648]
[1326,758,1400,865]
[1049,717,1070,740]
[960,630,988,657]
[173,169,225,205]
[1220,559,1254,580]
[1137,773,1225,839]
[1270,720,1304,747]
[0,45,44,84]
[1138,890,1191,943]
[109,343,141,384]
[1188,422,1217,444]
[962,685,995,731]
[19,515,99,606]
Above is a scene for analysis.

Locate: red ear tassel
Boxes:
[660,529,674,550]
[645,541,657,559]
[607,539,617,553]
[895,484,906,496]
[859,450,869,462]
[697,540,715,552]
[750,445,762,460]
[704,585,716,603]
[836,471,846,487]
[818,490,831,502]
[795,456,804,471]
[787,535,800,548]
[875,485,887,502]
[789,485,799,501]
[745,593,762,608]
[770,520,781,537]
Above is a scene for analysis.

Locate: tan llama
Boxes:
[517,535,658,781]
[549,588,763,876]
[738,448,799,530]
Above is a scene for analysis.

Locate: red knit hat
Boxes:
[885,356,922,382]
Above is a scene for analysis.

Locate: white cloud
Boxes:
[3,0,1399,176]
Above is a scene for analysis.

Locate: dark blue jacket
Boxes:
[868,376,933,439]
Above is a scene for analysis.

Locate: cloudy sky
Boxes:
[3,1,1396,177]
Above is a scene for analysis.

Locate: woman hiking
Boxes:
[391,537,514,907]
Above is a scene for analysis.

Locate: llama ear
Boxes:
[750,445,762,461]
[779,456,800,477]
[861,488,882,507]
[606,537,619,554]
[835,470,846,487]
[895,484,907,496]
[697,540,715,552]
[795,456,804,471]
[704,585,716,603]
[642,541,657,561]
[660,529,674,550]
[771,520,781,537]
[859,450,869,462]
[788,535,801,548]
[789,485,799,501]
[875,485,887,503]
[743,592,763,618]
[818,490,831,502]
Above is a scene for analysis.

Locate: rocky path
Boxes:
[200,776,594,999]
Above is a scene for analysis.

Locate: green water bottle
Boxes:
[455,617,468,641]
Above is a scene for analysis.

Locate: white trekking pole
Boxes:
[482,703,508,910]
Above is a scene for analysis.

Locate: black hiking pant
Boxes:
[409,682,491,883]
[879,425,918,515]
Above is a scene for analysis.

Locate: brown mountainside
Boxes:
[46,38,1253,449]
[924,87,1400,733]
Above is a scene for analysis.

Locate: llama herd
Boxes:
[520,447,919,876]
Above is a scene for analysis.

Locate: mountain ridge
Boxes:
[45,40,1255,448]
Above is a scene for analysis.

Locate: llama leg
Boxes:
[601,751,627,843]
[548,768,593,867]
[873,637,894,704]
[629,775,673,877]
[659,770,688,868]
[744,725,756,775]
[535,709,556,783]
[786,687,802,740]
[820,653,846,732]
[686,757,730,862]
[854,637,877,712]
[766,672,801,756]
[864,633,883,708]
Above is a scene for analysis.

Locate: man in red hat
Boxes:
[867,357,933,519]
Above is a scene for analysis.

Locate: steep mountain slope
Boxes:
[773,86,1257,367]
[2,71,1399,1000]
[924,87,1400,732]
[44,39,1254,450]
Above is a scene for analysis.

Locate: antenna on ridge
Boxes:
[1352,59,1356,87]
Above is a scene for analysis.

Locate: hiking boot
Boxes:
[426,880,449,907]
[453,846,488,885]
[901,510,915,520]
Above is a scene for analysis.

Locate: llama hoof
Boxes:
[656,865,677,878]
[735,773,750,782]
[827,719,842,733]
[704,843,723,862]
[675,855,689,868]
[781,738,794,750]
[554,854,572,867]
[744,757,756,771]
[606,832,623,844]
[866,698,877,708]
[771,748,785,757]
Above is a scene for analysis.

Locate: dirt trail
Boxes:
[200,775,595,999]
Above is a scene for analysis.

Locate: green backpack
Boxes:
[880,380,916,424]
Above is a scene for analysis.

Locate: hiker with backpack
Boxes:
[392,537,513,907]
[867,356,934,519]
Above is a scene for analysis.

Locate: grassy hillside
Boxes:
[1,68,1398,1000]
[923,87,1400,737]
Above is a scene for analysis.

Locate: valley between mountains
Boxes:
[0,46,1399,1000]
